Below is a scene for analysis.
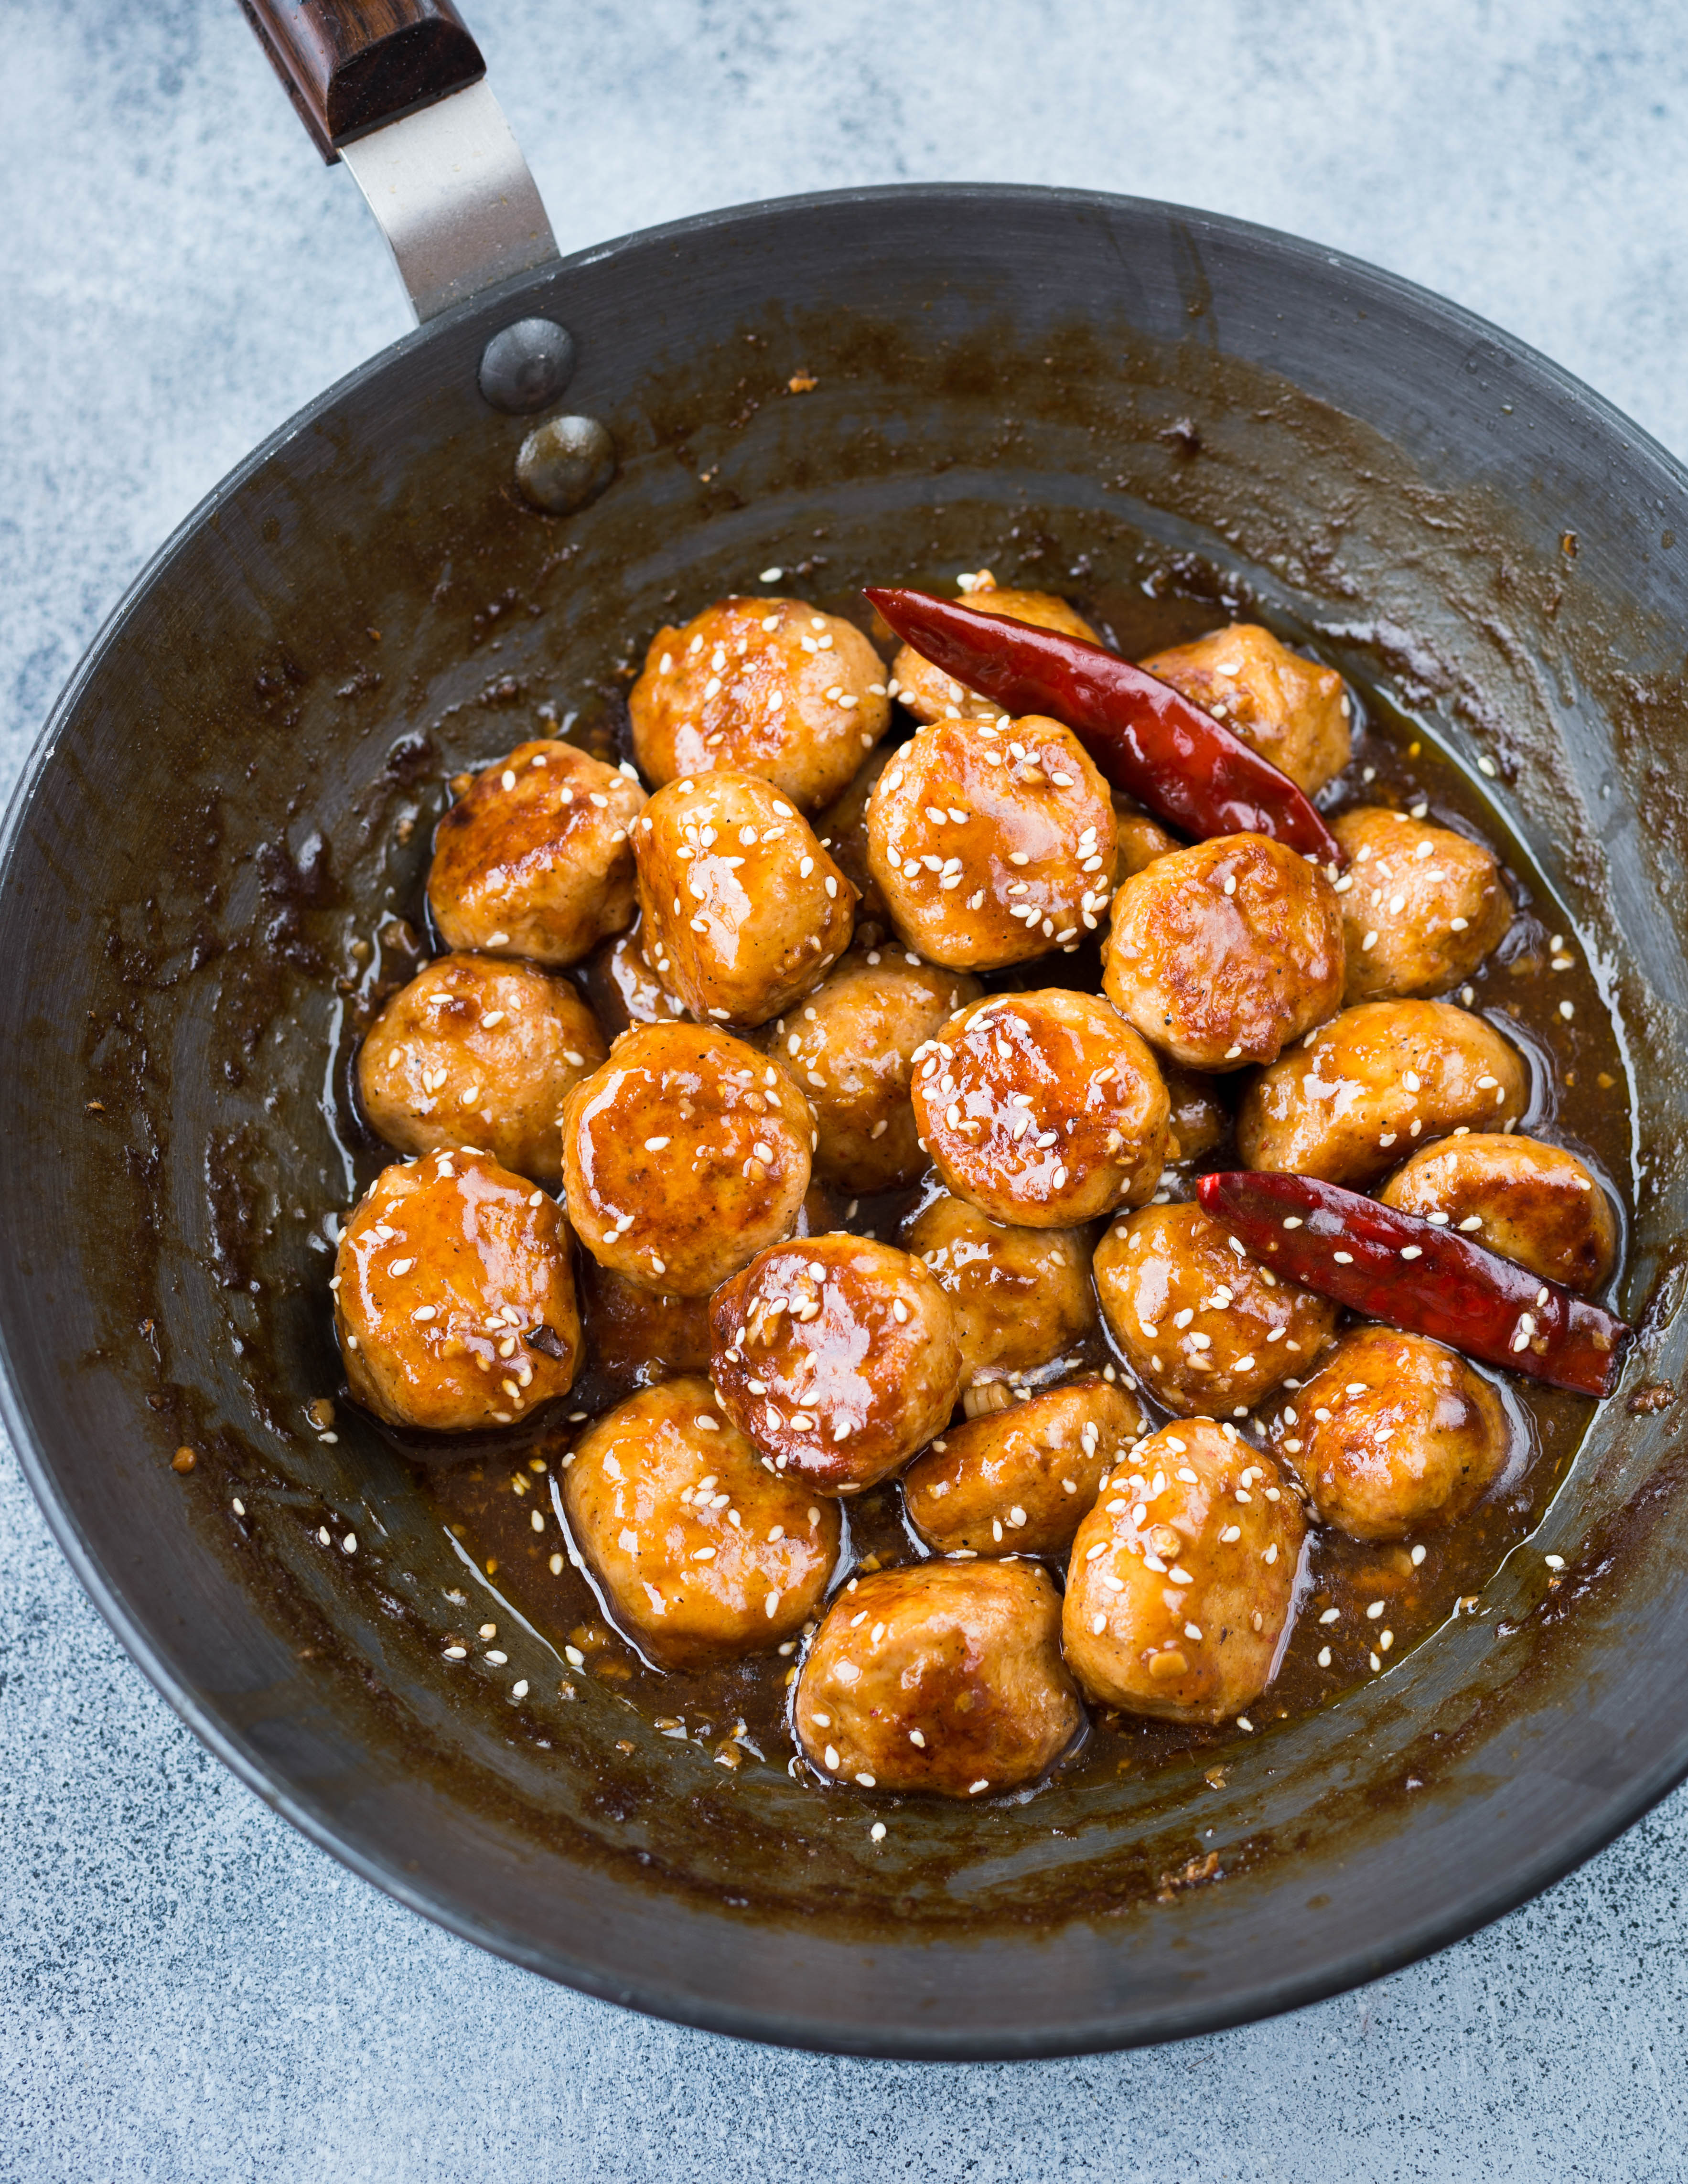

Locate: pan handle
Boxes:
[239,0,484,161]
[239,0,559,323]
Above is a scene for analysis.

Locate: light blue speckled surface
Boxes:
[5,4,1688,2175]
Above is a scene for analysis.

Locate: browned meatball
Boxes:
[1112,796,1180,879]
[1333,807,1512,1003]
[1238,1000,1529,1186]
[1094,1200,1338,1419]
[633,771,856,1028]
[1281,1328,1512,1541]
[561,1022,814,1295]
[794,1562,1082,1796]
[333,1148,580,1431]
[1062,1419,1304,1722]
[628,598,890,811]
[766,949,981,1192]
[357,953,606,1188]
[903,1377,1147,1558]
[577,1256,713,1389]
[812,746,892,926]
[710,1235,962,1493]
[865,716,1117,970]
[427,740,645,965]
[562,1377,839,1667]
[1163,1060,1231,1164]
[1139,623,1350,796]
[579,915,689,1037]
[904,1190,1098,1389]
[1379,1133,1617,1293]
[891,575,1100,725]
[911,990,1170,1227]
[1103,833,1345,1071]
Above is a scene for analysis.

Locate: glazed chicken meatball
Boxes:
[561,1022,814,1295]
[577,1257,713,1391]
[767,948,981,1192]
[794,1562,1082,1797]
[580,916,688,1036]
[866,716,1117,970]
[1238,999,1529,1187]
[1138,623,1351,797]
[710,1235,962,1493]
[633,771,856,1027]
[903,1377,1148,1559]
[628,598,890,811]
[562,1377,839,1668]
[904,1190,1098,1388]
[911,990,1170,1227]
[357,953,607,1188]
[1282,1328,1512,1541]
[1062,1419,1304,1723]
[334,1148,580,1432]
[1333,807,1512,1003]
[811,746,892,926]
[1163,1060,1231,1164]
[427,740,645,965]
[1094,1200,1338,1419]
[1379,1133,1617,1292]
[891,575,1101,726]
[1112,796,1180,879]
[1103,833,1345,1071]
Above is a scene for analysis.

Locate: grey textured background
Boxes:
[4,2,1688,2177]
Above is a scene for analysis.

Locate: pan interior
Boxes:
[5,190,1688,2055]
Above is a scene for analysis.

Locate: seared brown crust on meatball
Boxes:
[1280,1328,1511,1541]
[1237,1000,1529,1186]
[562,1377,838,1668]
[334,1149,579,1432]
[1163,1059,1231,1164]
[812,747,892,927]
[1094,1201,1338,1419]
[1333,807,1512,1003]
[903,1377,1147,1558]
[766,948,981,1193]
[561,1022,814,1295]
[633,771,857,1028]
[1139,623,1351,797]
[865,716,1117,970]
[1062,1419,1304,1723]
[710,1235,962,1493]
[891,579,1100,726]
[911,990,1170,1227]
[1103,833,1345,1071]
[628,598,891,811]
[427,740,645,966]
[794,1561,1082,1797]
[1112,799,1181,880]
[1378,1132,1617,1293]
[577,1256,713,1387]
[904,1191,1098,1388]
[357,953,606,1188]
[579,915,689,1037]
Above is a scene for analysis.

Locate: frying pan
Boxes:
[5,0,1688,2061]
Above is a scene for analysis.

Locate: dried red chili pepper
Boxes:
[865,586,1345,867]
[1196,1169,1629,1398]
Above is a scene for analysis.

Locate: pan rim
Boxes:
[6,178,1687,2060]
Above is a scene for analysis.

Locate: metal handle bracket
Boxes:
[338,79,558,322]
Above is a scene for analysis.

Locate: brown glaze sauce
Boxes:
[326,561,1633,1798]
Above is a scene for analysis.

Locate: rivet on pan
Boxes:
[516,415,616,515]
[478,319,577,414]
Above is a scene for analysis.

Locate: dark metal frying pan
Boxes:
[5,0,1688,2059]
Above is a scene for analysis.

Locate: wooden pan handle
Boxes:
[240,0,485,162]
